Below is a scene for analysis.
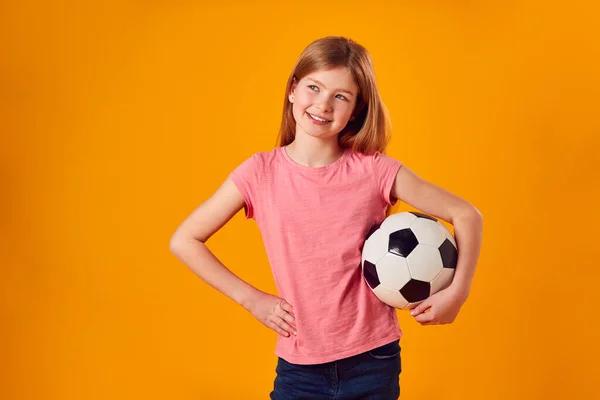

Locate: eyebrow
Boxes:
[306,78,356,97]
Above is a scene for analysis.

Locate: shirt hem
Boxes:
[274,330,402,365]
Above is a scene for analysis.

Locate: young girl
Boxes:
[170,36,483,399]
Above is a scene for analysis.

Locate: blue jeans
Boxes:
[270,340,401,400]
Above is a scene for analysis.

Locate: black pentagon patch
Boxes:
[363,260,380,289]
[389,229,418,257]
[410,211,437,222]
[400,279,431,303]
[439,239,458,269]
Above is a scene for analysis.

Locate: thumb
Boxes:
[410,300,430,316]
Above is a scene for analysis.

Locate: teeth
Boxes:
[309,113,328,122]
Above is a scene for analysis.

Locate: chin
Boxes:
[298,124,338,138]
[304,128,339,140]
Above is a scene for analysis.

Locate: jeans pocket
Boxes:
[368,340,401,360]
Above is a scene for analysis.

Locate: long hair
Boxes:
[276,36,392,155]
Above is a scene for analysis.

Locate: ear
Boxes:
[288,76,298,103]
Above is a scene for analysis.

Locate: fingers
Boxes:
[409,301,435,324]
[276,300,296,327]
[268,299,297,337]
[414,311,436,324]
[279,300,295,316]
[273,317,297,337]
[267,315,296,337]
[410,300,430,317]
[268,320,292,337]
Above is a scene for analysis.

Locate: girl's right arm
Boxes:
[169,177,297,337]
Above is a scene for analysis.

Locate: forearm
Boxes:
[449,208,484,298]
[169,237,260,310]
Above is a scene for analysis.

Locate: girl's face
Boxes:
[289,67,359,141]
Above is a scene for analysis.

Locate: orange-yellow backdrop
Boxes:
[1,1,598,399]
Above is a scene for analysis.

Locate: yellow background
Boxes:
[1,1,598,399]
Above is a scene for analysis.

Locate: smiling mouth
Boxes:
[307,112,332,122]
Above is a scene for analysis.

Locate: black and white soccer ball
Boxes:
[361,211,458,310]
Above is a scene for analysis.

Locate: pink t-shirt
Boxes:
[230,145,403,365]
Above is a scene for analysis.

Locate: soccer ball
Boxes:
[361,211,458,310]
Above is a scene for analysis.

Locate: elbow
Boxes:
[170,233,204,255]
[475,206,483,224]
[169,234,186,255]
[469,205,484,231]
[470,205,483,223]
[169,238,179,255]
[454,204,483,226]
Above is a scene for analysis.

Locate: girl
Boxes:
[170,36,483,399]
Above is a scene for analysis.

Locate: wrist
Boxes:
[449,280,470,302]
[237,285,262,311]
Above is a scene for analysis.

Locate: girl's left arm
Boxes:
[391,164,484,325]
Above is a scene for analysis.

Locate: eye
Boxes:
[308,85,319,91]
[336,94,348,101]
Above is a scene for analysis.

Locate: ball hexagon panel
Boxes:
[362,229,390,265]
[406,244,444,282]
[372,285,410,309]
[409,217,447,247]
[375,253,412,291]
[380,211,417,234]
[388,229,418,257]
[437,221,457,247]
[431,267,455,294]
[409,211,437,221]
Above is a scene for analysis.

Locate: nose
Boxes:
[315,96,333,113]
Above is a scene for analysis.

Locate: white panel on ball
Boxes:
[437,221,456,247]
[372,285,410,309]
[380,211,417,234]
[430,267,455,294]
[406,244,444,282]
[375,253,412,291]
[410,217,447,247]
[362,229,390,265]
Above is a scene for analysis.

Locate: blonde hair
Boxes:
[276,36,392,154]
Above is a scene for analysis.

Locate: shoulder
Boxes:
[346,149,402,171]
[230,147,281,178]
[247,147,281,170]
[252,147,280,167]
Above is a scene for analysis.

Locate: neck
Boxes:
[285,133,344,168]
